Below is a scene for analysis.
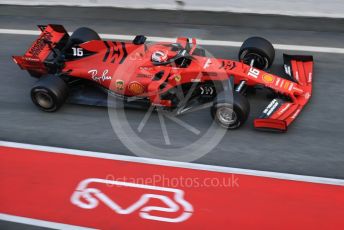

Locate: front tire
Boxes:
[31,76,69,112]
[211,92,250,129]
[239,37,275,70]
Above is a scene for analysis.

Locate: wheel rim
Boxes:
[34,90,54,109]
[217,107,237,126]
[242,53,269,69]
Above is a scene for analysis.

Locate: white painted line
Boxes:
[0,29,38,36]
[0,213,96,230]
[273,44,344,54]
[1,28,344,54]
[1,140,344,186]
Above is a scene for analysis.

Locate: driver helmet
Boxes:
[151,50,168,63]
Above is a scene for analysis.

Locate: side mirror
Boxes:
[133,35,147,45]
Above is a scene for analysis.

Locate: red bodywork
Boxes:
[13,25,314,132]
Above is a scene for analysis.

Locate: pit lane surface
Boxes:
[1,6,344,180]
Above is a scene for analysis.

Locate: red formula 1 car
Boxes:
[13,24,314,132]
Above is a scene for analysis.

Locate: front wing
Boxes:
[254,54,314,132]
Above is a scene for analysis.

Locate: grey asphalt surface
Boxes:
[1,5,344,179]
[0,220,52,230]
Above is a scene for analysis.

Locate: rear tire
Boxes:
[69,27,100,45]
[31,76,69,112]
[211,92,250,129]
[239,37,275,70]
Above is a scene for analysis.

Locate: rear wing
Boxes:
[12,24,69,76]
[254,54,314,132]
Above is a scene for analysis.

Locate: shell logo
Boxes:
[262,74,275,83]
[128,81,145,95]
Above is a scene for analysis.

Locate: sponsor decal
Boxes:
[88,69,112,82]
[284,81,290,90]
[128,81,145,95]
[248,67,260,79]
[203,58,212,69]
[22,57,40,62]
[263,99,279,117]
[293,86,304,94]
[288,83,294,91]
[71,178,193,223]
[291,109,301,119]
[136,73,153,78]
[174,74,182,82]
[262,74,275,83]
[219,60,236,70]
[278,103,292,115]
[28,31,53,57]
[275,78,281,86]
[200,86,214,95]
[284,64,292,76]
[116,80,124,91]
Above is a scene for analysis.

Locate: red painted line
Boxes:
[0,145,343,229]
